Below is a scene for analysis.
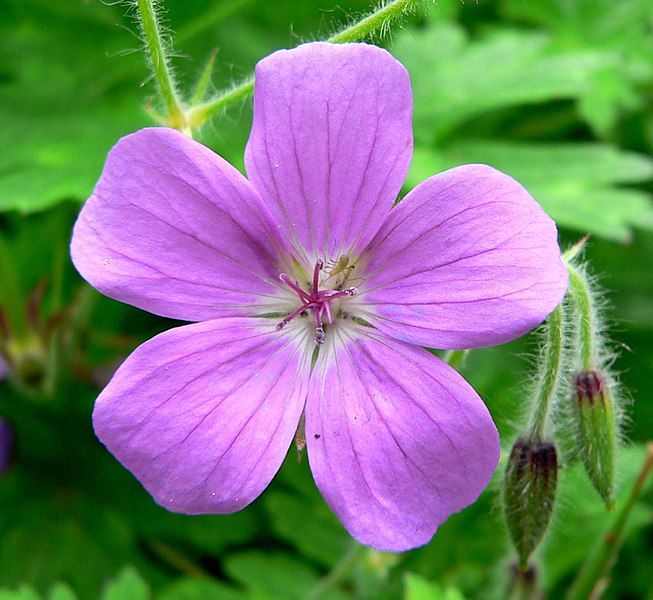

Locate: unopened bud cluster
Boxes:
[501,248,624,575]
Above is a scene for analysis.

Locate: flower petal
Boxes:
[93,318,311,514]
[71,127,285,321]
[358,164,568,349]
[245,42,413,259]
[306,329,499,551]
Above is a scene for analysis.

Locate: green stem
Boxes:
[188,0,422,126]
[306,540,363,599]
[136,0,185,130]
[0,237,28,340]
[566,262,595,370]
[93,0,245,96]
[190,50,218,105]
[527,306,564,440]
[328,0,419,43]
[43,235,67,396]
[188,78,254,126]
[146,539,209,577]
[566,443,653,600]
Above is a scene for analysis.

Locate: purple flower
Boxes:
[70,42,567,551]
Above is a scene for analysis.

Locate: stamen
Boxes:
[276,304,308,331]
[313,305,326,345]
[279,273,311,302]
[318,287,358,300]
[276,259,356,344]
[312,259,323,296]
[324,301,333,325]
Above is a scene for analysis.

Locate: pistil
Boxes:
[277,259,357,344]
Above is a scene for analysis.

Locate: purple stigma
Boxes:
[277,260,357,344]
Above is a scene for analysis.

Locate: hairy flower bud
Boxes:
[503,437,558,568]
[574,370,617,508]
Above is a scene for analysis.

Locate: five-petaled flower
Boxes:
[71,42,568,551]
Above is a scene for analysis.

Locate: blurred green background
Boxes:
[0,0,652,598]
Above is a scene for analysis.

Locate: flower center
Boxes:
[277,259,357,345]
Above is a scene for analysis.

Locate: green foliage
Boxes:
[1,0,653,599]
[0,5,149,213]
[264,490,350,568]
[102,568,150,600]
[501,0,653,136]
[403,573,465,600]
[224,551,348,600]
[0,586,42,600]
[158,578,243,600]
[393,23,607,144]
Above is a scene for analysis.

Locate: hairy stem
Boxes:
[527,306,564,440]
[566,443,653,600]
[187,0,423,126]
[328,0,420,43]
[566,262,596,370]
[136,0,185,130]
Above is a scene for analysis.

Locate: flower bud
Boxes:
[4,335,47,389]
[0,416,14,475]
[503,437,558,568]
[574,370,617,508]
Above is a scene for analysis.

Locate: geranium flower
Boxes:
[71,42,567,551]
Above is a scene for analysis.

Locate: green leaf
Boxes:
[224,552,348,600]
[264,491,350,568]
[501,0,653,136]
[0,109,146,213]
[47,584,78,600]
[157,578,244,600]
[404,573,465,600]
[0,586,42,600]
[0,6,147,213]
[407,141,653,242]
[0,490,144,599]
[392,23,606,143]
[101,568,150,600]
